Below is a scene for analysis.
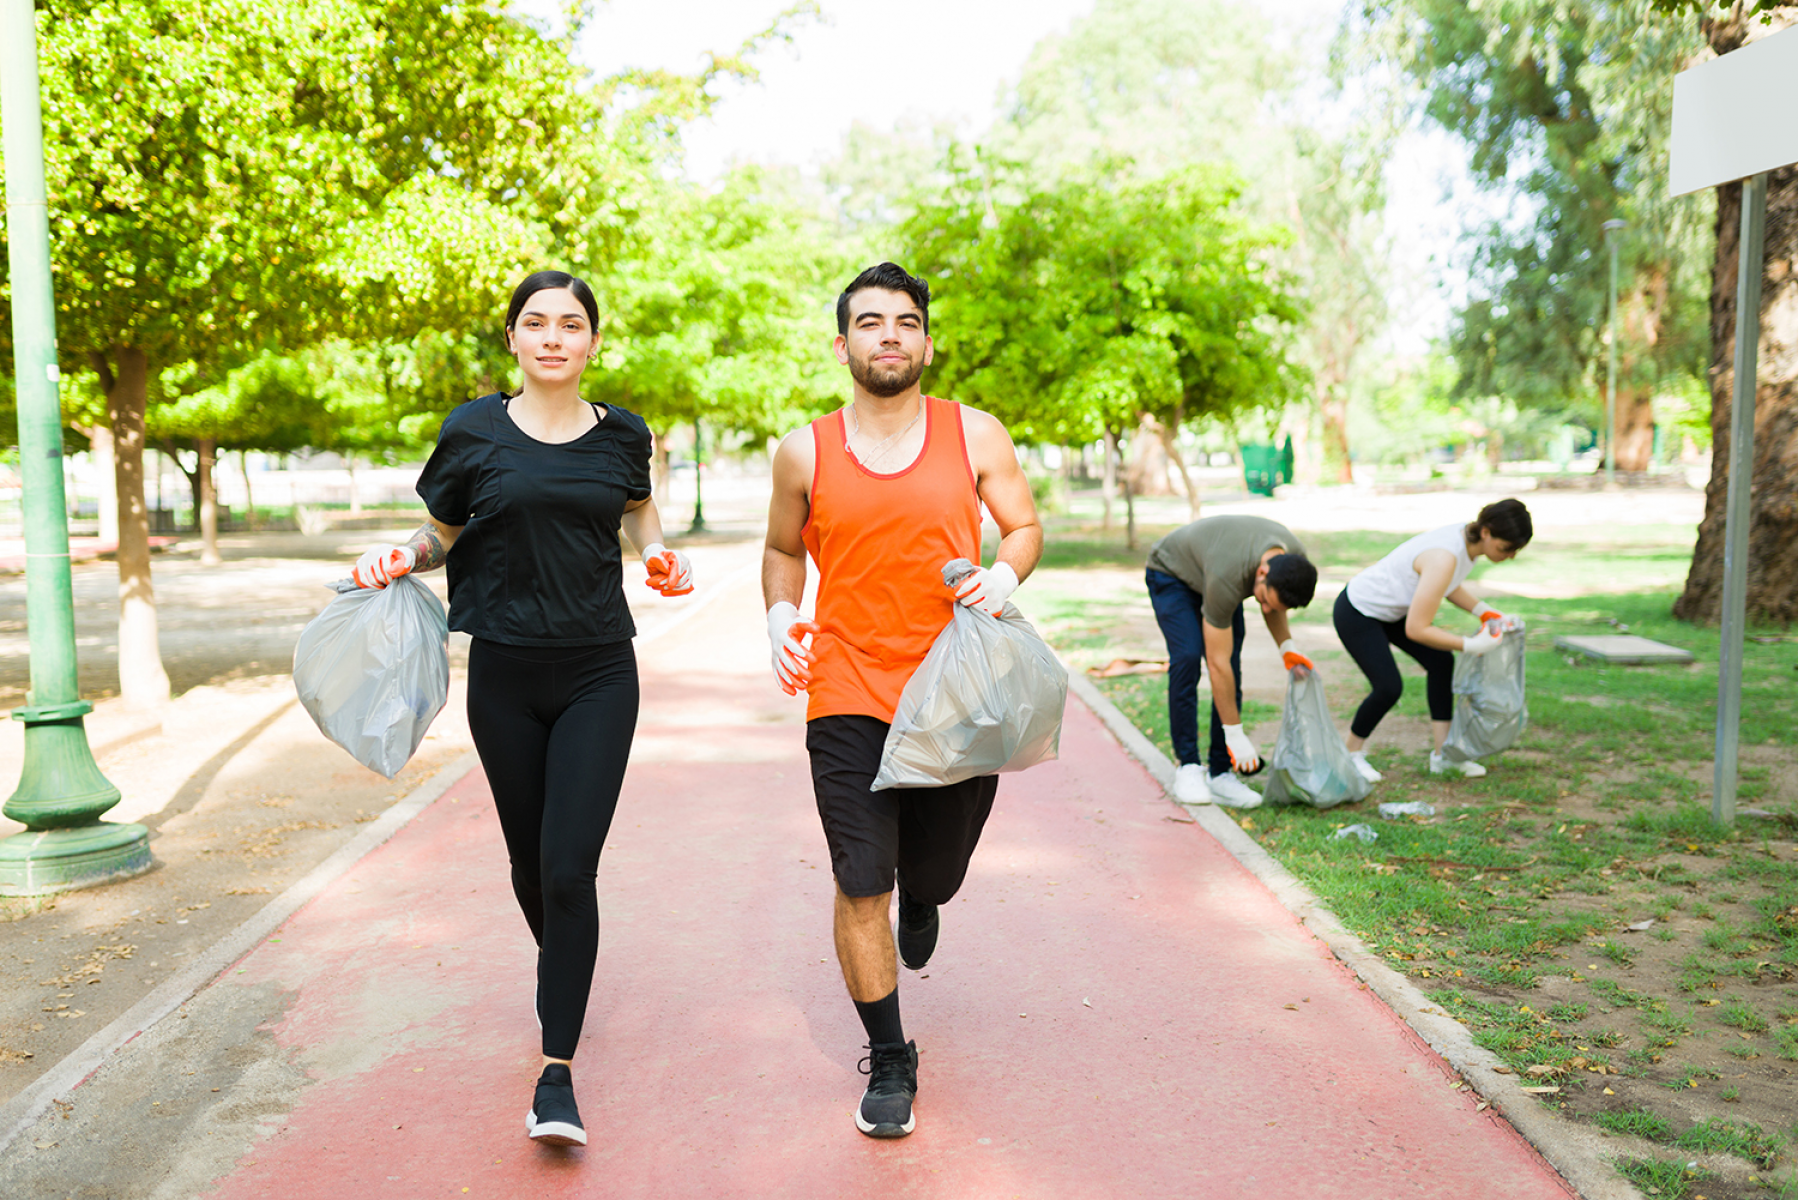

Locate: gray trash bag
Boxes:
[1439,624,1528,763]
[1261,668,1373,809]
[293,575,449,779]
[871,558,1069,790]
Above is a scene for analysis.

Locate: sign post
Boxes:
[1669,24,1798,826]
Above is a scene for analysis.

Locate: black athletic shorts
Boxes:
[805,714,998,902]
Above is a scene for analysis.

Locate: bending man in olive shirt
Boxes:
[1144,514,1319,807]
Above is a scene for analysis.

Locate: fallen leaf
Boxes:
[1525,1065,1560,1077]
[34,1141,55,1150]
[1492,1066,1514,1075]
[1283,1003,1299,1011]
[1623,919,1655,932]
[1603,1087,1615,1095]
[1082,998,1091,1008]
[1476,1101,1491,1112]
[1518,1086,1560,1094]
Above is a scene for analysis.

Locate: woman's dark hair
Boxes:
[1264,553,1317,610]
[1467,498,1533,548]
[836,262,930,335]
[505,270,600,333]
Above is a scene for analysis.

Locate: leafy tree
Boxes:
[1357,0,1713,475]
[1,0,583,704]
[904,156,1304,531]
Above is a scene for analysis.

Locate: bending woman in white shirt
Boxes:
[1331,498,1532,782]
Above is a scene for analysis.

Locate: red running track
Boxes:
[188,621,1575,1200]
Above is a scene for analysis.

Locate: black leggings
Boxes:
[1332,590,1454,739]
[466,638,638,1061]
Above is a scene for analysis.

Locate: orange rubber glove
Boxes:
[1278,638,1313,674]
[640,543,693,596]
[1474,603,1504,630]
[352,544,414,590]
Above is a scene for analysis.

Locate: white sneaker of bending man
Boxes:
[1348,751,1383,783]
[1172,763,1210,804]
[1429,749,1487,778]
[1206,772,1262,809]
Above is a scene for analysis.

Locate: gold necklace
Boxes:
[846,402,923,468]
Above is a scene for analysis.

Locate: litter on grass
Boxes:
[1378,801,1436,820]
[1330,824,1378,843]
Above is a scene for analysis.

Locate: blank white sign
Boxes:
[1670,22,1798,196]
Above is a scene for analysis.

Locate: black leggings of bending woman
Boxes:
[350,269,693,1148]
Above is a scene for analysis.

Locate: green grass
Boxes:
[1595,1107,1673,1140]
[1617,1157,1713,1199]
[1674,1117,1783,1168]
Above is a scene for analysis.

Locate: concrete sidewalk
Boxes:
[0,565,1581,1199]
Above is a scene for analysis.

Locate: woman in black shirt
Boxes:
[351,270,691,1148]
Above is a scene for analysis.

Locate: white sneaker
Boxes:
[1430,750,1487,778]
[1207,772,1262,809]
[1349,751,1383,783]
[1172,763,1211,804]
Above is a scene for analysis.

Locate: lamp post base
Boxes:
[0,822,153,896]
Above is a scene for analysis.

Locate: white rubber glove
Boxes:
[766,601,821,696]
[954,561,1019,616]
[352,544,414,590]
[1463,623,1504,657]
[1222,723,1261,774]
[640,543,693,596]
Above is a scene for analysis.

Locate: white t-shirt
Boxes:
[1345,523,1476,624]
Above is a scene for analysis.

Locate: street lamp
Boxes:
[1603,218,1627,487]
[0,0,149,894]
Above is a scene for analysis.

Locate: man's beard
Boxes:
[848,347,924,398]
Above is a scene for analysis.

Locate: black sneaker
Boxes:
[526,1063,586,1146]
[855,1040,918,1138]
[896,889,939,971]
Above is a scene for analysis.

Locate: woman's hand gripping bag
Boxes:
[293,575,450,779]
[871,559,1069,790]
[1439,622,1528,764]
[1262,667,1373,809]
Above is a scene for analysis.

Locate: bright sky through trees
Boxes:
[530,0,1480,352]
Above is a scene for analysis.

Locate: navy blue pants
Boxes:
[1147,568,1244,775]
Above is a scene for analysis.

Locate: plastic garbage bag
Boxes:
[293,575,449,779]
[1439,622,1528,763]
[871,559,1069,790]
[1261,668,1373,809]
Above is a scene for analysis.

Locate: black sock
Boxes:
[853,988,905,1046]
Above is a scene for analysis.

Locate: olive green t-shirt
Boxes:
[1145,515,1306,628]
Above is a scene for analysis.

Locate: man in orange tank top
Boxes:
[763,262,1043,1140]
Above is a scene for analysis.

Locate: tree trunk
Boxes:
[101,347,171,708]
[241,450,256,528]
[1101,428,1118,530]
[1318,386,1354,484]
[1123,474,1136,551]
[1614,386,1656,473]
[88,424,120,544]
[198,438,221,565]
[1159,422,1200,518]
[1125,413,1175,496]
[346,455,362,514]
[1674,163,1798,623]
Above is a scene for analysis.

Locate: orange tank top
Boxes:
[802,396,983,723]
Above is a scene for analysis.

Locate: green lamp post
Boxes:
[0,0,150,895]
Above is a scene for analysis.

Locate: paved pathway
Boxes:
[0,565,1578,1199]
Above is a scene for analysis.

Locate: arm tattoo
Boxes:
[406,523,449,572]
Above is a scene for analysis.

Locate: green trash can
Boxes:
[1240,436,1294,497]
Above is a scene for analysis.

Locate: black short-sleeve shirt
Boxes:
[416,393,654,647]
